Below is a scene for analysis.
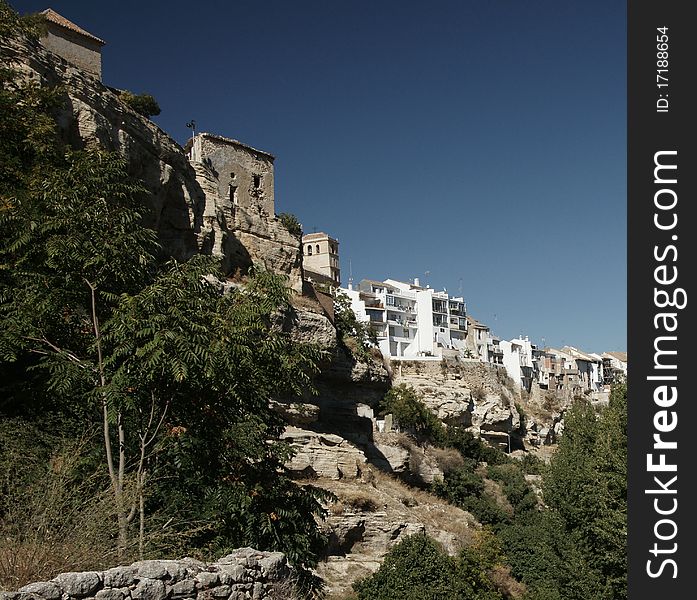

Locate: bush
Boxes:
[379,385,443,440]
[487,463,537,515]
[443,426,507,465]
[119,91,161,118]
[278,213,302,237]
[353,534,502,600]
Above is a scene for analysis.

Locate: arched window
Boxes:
[316,244,320,254]
[307,245,312,255]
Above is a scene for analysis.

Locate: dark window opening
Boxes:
[229,185,238,204]
[253,174,261,188]
[316,244,320,254]
[307,245,313,255]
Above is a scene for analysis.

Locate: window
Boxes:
[253,174,261,188]
[316,244,320,254]
[229,184,237,205]
[307,245,313,255]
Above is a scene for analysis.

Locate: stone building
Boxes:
[186,132,303,292]
[188,132,275,217]
[39,9,105,79]
[302,232,341,286]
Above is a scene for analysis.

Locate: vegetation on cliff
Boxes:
[353,383,627,599]
[0,3,329,593]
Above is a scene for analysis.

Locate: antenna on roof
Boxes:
[186,120,196,140]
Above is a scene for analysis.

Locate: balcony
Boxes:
[364,300,385,309]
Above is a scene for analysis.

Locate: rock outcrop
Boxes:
[391,360,521,438]
[3,550,293,600]
[1,33,302,290]
[313,470,479,597]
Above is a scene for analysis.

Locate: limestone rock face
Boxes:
[471,393,521,432]
[1,34,302,291]
[315,473,478,597]
[286,308,338,352]
[391,360,521,437]
[281,427,367,479]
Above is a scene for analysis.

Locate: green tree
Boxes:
[379,384,443,439]
[354,533,503,600]
[1,6,331,590]
[119,91,161,118]
[499,384,627,599]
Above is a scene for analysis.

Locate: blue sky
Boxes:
[14,0,627,353]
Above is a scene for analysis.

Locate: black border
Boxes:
[628,1,696,597]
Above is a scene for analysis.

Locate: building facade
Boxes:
[302,232,340,286]
[39,9,105,79]
[342,278,467,360]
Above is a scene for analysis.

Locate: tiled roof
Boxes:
[41,9,105,45]
[198,132,275,160]
[604,351,628,363]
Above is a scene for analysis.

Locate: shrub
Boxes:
[519,452,545,475]
[119,91,161,118]
[278,212,302,237]
[379,385,443,440]
[353,534,501,600]
[487,463,537,515]
[443,426,507,465]
[354,534,451,598]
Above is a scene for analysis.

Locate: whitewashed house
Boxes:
[342,278,468,360]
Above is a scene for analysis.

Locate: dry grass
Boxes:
[341,492,380,513]
[481,478,514,517]
[0,445,121,590]
[490,564,527,599]
[429,446,465,475]
[306,467,479,552]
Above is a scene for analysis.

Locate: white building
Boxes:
[561,346,604,392]
[500,336,536,391]
[342,278,468,360]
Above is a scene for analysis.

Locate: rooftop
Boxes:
[41,8,106,45]
[302,232,338,243]
[195,132,275,160]
[603,351,628,363]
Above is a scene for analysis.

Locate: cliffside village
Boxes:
[38,9,627,402]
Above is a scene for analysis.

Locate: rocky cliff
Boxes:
[2,30,565,599]
[1,33,302,290]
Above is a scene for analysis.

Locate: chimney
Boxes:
[414,277,420,287]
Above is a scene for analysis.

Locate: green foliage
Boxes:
[0,17,331,591]
[277,212,302,237]
[119,91,161,118]
[353,534,502,600]
[498,384,627,599]
[333,289,378,361]
[0,0,46,39]
[518,452,545,475]
[486,463,537,516]
[379,384,444,440]
[442,426,507,465]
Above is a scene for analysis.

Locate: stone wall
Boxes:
[40,27,102,79]
[2,550,293,600]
